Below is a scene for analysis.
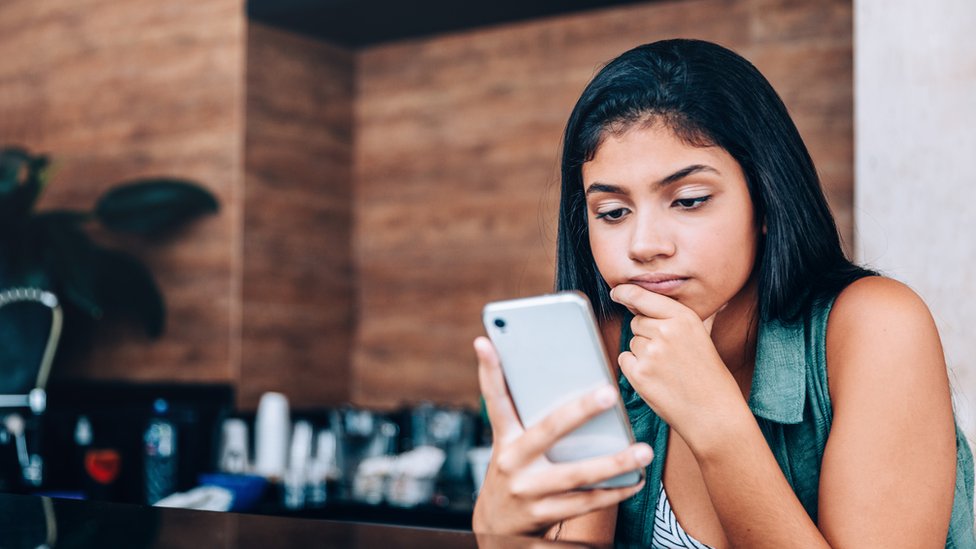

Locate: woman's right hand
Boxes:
[470,336,652,537]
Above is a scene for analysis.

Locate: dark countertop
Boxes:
[252,498,475,531]
[0,492,588,548]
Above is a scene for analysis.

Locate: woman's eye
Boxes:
[595,208,628,221]
[673,196,711,209]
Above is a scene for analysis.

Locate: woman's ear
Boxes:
[761,219,767,235]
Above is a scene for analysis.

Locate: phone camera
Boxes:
[493,318,506,329]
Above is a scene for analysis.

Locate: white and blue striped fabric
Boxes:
[651,482,715,549]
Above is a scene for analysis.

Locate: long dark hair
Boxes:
[555,39,874,323]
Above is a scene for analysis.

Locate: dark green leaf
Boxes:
[95,179,218,234]
[93,248,165,337]
[34,210,91,226]
[32,215,103,319]
[0,146,31,195]
[0,148,49,222]
[3,212,88,290]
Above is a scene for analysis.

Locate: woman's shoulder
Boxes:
[827,275,935,337]
[824,275,947,398]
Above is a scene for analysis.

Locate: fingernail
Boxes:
[595,385,617,408]
[633,444,653,466]
[473,337,489,353]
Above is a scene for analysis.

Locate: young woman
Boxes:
[471,39,975,547]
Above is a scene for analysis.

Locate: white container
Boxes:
[218,418,250,474]
[306,429,338,506]
[283,420,314,508]
[288,421,314,473]
[254,392,290,479]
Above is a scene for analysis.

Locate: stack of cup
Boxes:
[254,392,290,479]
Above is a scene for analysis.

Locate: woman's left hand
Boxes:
[610,283,751,454]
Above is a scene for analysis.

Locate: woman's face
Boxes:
[582,122,760,320]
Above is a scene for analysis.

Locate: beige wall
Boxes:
[855,0,976,440]
[353,0,855,408]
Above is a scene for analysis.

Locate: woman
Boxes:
[471,39,975,547]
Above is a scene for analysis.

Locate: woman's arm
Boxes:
[817,276,955,546]
[611,278,957,548]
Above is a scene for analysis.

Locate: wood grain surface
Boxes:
[241,23,355,409]
[0,0,245,384]
[353,0,854,409]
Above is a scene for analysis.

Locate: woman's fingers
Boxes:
[505,384,620,469]
[525,479,647,526]
[618,350,639,379]
[630,314,664,339]
[547,444,652,492]
[510,443,653,498]
[474,336,522,441]
[611,284,684,319]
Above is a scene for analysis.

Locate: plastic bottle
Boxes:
[74,415,91,495]
[144,398,177,504]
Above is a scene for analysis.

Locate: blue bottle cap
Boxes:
[153,398,169,415]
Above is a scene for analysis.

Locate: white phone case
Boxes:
[483,291,643,488]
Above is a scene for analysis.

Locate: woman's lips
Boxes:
[627,276,689,296]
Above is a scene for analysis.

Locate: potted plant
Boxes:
[0,146,219,374]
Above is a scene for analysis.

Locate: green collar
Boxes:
[748,318,807,424]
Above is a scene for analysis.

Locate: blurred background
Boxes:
[0,0,972,526]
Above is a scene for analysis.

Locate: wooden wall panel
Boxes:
[0,0,245,383]
[354,0,854,408]
[241,23,355,409]
[743,0,855,250]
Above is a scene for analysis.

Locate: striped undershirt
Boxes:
[651,481,715,549]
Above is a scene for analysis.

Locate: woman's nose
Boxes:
[628,217,676,263]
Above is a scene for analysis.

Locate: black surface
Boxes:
[247,0,654,47]
[255,498,475,531]
[0,492,561,548]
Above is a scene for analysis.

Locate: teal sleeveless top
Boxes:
[614,296,976,547]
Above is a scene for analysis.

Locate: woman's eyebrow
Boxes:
[585,182,626,196]
[585,164,720,196]
[658,164,719,186]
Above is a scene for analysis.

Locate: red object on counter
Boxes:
[84,449,121,485]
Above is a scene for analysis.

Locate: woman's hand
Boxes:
[471,336,651,537]
[610,284,751,455]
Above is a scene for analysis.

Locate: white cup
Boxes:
[254,392,290,479]
[218,418,250,474]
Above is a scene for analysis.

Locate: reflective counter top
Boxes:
[0,492,586,548]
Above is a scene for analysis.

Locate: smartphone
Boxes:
[482,291,643,488]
